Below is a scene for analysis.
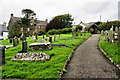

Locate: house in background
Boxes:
[0,22,8,40]
[78,21,101,34]
[8,14,48,35]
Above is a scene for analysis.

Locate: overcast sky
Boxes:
[0,0,120,25]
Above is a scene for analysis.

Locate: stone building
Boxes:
[8,14,48,35]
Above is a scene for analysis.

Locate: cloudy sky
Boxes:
[0,0,120,25]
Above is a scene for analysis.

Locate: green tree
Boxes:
[22,9,36,18]
[75,25,83,31]
[46,14,74,31]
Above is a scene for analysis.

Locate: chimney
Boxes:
[80,21,82,24]
[31,17,34,20]
[3,22,6,27]
[45,19,48,23]
[11,13,13,18]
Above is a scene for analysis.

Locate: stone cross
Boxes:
[105,30,108,42]
[13,36,19,46]
[58,34,60,40]
[54,34,56,42]
[101,30,104,36]
[109,28,114,43]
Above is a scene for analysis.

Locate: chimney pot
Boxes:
[11,13,13,18]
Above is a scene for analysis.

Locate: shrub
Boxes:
[84,27,90,31]
[38,31,45,36]
[75,25,83,31]
[47,28,72,35]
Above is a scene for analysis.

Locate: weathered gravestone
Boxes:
[117,30,120,46]
[32,35,36,41]
[9,38,12,43]
[29,35,31,39]
[0,46,6,65]
[20,32,26,42]
[13,36,19,47]
[105,30,108,42]
[41,39,46,43]
[54,34,56,42]
[109,28,114,43]
[101,30,104,36]
[49,36,52,43]
[72,28,74,38]
[43,35,45,39]
[58,34,60,40]
[80,34,82,36]
[22,41,27,52]
[115,27,118,33]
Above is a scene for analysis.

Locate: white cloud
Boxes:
[0,0,119,25]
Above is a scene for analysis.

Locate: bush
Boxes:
[84,27,90,31]
[47,28,72,35]
[75,25,83,31]
[38,31,45,36]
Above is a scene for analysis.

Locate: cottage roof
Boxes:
[79,22,96,27]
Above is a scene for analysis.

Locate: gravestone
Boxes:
[49,36,52,43]
[9,38,12,43]
[72,28,74,38]
[43,35,45,39]
[54,34,56,42]
[101,30,104,36]
[115,27,118,33]
[76,33,78,36]
[58,34,60,40]
[117,30,120,46]
[41,39,46,43]
[22,41,27,52]
[20,32,26,42]
[32,35,36,41]
[109,28,114,43]
[29,35,31,39]
[13,36,19,47]
[105,30,108,42]
[0,46,6,65]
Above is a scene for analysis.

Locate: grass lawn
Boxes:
[2,33,91,79]
[99,35,120,66]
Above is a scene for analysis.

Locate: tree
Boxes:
[22,9,36,18]
[46,14,74,31]
[75,25,83,31]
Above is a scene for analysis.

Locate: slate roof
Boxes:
[79,22,96,27]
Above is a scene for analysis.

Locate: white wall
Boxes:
[79,24,86,31]
[3,32,8,40]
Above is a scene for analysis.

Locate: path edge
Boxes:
[97,35,120,70]
[59,34,92,79]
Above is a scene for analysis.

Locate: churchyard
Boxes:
[99,26,120,66]
[0,32,91,78]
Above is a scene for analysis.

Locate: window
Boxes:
[39,25,41,29]
[20,27,23,31]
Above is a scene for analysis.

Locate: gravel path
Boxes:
[62,34,120,79]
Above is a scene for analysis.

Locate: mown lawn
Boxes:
[2,33,91,79]
[99,35,120,66]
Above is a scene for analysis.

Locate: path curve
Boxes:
[62,34,119,78]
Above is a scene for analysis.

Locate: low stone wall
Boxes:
[29,42,51,50]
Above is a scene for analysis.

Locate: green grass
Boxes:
[99,35,120,65]
[2,33,91,79]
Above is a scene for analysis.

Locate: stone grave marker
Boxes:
[13,36,19,47]
[43,35,45,39]
[41,39,46,43]
[20,32,26,42]
[29,35,31,39]
[54,34,56,42]
[0,46,6,65]
[49,36,52,43]
[109,28,114,43]
[105,30,108,42]
[9,38,12,43]
[22,40,27,52]
[32,35,36,41]
[58,34,60,40]
[117,30,120,46]
[115,27,118,33]
[101,30,104,36]
[80,34,82,36]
